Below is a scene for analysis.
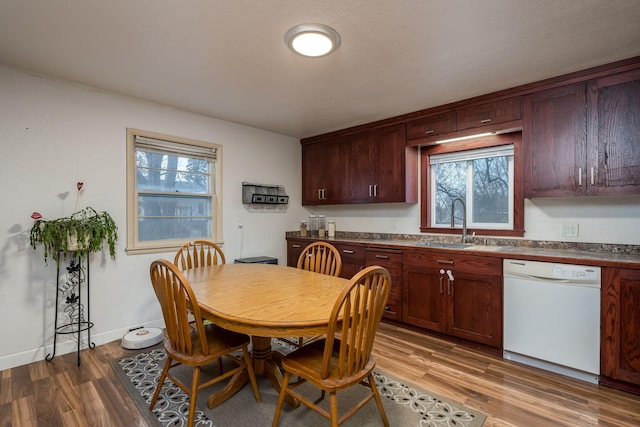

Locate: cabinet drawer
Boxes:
[403,250,501,275]
[406,112,456,140]
[334,243,366,264]
[456,97,521,130]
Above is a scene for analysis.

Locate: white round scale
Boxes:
[121,327,163,349]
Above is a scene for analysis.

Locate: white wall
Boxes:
[0,66,306,370]
[2,65,638,371]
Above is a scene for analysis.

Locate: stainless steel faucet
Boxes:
[450,197,467,243]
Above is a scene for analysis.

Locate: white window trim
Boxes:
[125,128,223,255]
[430,145,514,230]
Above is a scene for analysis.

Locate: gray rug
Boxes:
[111,341,485,427]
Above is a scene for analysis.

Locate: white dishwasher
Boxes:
[503,259,601,384]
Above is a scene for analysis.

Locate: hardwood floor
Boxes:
[1,322,639,426]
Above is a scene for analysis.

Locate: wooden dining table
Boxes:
[183,262,348,407]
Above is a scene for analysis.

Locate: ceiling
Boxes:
[1,1,639,139]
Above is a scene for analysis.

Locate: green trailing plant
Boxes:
[29,182,118,265]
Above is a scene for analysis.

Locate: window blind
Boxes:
[134,135,217,161]
[429,145,513,165]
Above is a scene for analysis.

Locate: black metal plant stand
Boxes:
[46,251,95,365]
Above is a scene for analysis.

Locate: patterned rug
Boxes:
[111,342,485,427]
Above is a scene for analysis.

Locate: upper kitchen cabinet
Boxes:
[302,136,350,205]
[302,124,417,205]
[406,111,456,140]
[349,124,417,204]
[456,97,522,131]
[406,97,522,146]
[523,83,587,197]
[524,67,640,197]
[586,68,640,195]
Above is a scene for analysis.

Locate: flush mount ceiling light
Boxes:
[285,23,341,58]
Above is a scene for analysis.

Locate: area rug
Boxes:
[111,342,485,427]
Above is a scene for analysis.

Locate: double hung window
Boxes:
[126,129,222,254]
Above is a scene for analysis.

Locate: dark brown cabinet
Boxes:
[406,111,456,140]
[523,83,587,197]
[349,124,416,203]
[402,250,502,348]
[301,137,350,205]
[456,97,522,131]
[366,248,403,321]
[302,125,417,206]
[524,68,640,198]
[586,68,640,195]
[332,242,366,279]
[601,267,640,393]
[286,238,307,267]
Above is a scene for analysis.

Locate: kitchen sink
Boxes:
[420,242,474,249]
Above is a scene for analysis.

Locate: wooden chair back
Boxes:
[321,265,390,379]
[150,260,210,357]
[296,241,342,277]
[174,240,226,270]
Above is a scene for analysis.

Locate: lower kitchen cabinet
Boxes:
[402,250,502,348]
[366,248,403,321]
[332,242,366,279]
[601,267,640,393]
[286,238,307,267]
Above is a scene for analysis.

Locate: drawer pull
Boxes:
[375,255,389,259]
[437,259,454,265]
[292,244,301,248]
[424,129,435,135]
[343,250,355,254]
[480,118,492,124]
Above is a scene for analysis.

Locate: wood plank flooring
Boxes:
[1,322,639,426]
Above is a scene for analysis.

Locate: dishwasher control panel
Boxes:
[551,265,599,281]
[504,259,600,286]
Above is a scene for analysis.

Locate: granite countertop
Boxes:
[286,232,640,269]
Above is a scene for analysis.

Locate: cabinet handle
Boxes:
[437,259,454,265]
[343,250,355,254]
[292,244,301,248]
[375,255,389,259]
[578,168,583,186]
[368,184,373,197]
[425,130,435,135]
[480,118,492,124]
[322,189,327,199]
[439,275,444,294]
[374,184,378,197]
[591,167,595,185]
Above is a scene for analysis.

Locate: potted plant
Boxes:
[29,182,118,265]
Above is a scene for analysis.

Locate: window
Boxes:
[431,145,514,229]
[126,129,222,254]
[420,132,524,237]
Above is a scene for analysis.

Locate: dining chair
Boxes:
[296,241,342,277]
[284,241,343,349]
[149,260,260,427]
[174,240,226,270]
[272,265,391,427]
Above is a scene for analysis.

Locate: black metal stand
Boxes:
[46,251,95,365]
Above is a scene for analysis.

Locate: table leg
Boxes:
[251,336,299,408]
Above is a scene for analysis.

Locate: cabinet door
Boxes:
[587,68,640,195]
[406,111,456,140]
[456,97,521,131]
[402,251,447,331]
[447,269,502,347]
[302,139,350,205]
[366,249,402,321]
[601,268,640,388]
[348,130,376,202]
[523,83,587,197]
[375,124,412,203]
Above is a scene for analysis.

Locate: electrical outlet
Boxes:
[560,223,579,237]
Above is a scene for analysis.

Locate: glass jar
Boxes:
[328,220,336,237]
[308,215,318,232]
[318,215,326,237]
[300,220,308,237]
